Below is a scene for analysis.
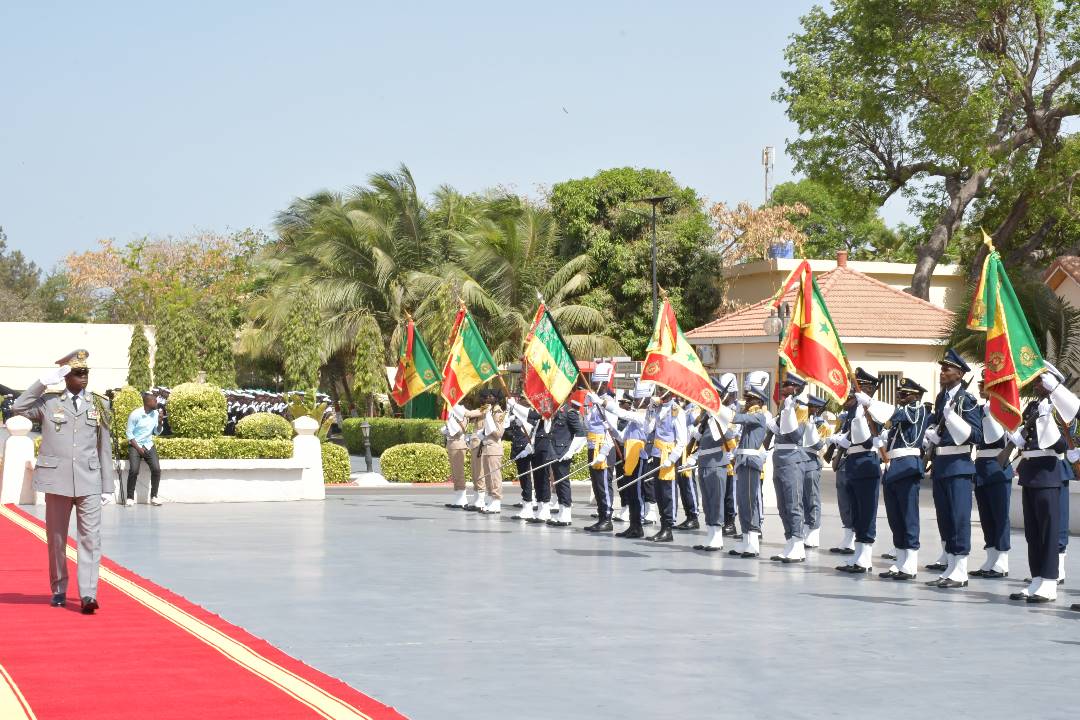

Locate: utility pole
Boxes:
[762,145,775,204]
[630,195,673,323]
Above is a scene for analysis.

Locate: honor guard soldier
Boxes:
[464,389,507,514]
[970,372,1013,579]
[1055,411,1075,585]
[768,373,810,563]
[923,349,983,588]
[691,374,739,552]
[503,394,537,519]
[827,405,856,555]
[506,398,555,523]
[605,382,654,539]
[830,368,891,574]
[542,399,586,527]
[878,378,930,580]
[1008,364,1079,603]
[674,403,702,530]
[728,371,772,558]
[13,349,114,614]
[442,403,471,509]
[800,396,830,549]
[583,386,618,532]
[641,392,688,543]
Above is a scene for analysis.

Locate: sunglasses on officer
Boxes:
[69,368,90,377]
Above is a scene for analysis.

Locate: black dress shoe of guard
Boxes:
[892,572,916,581]
[51,593,66,607]
[835,564,856,573]
[937,578,968,588]
[80,597,98,615]
[770,554,786,561]
[781,557,805,564]
[463,504,478,512]
[882,553,897,561]
[926,562,947,571]
[584,520,613,533]
[830,547,855,555]
[1071,603,1080,611]
[693,544,721,551]
[878,570,898,579]
[1009,592,1029,601]
[648,527,674,543]
[968,569,988,578]
[444,503,466,509]
[740,551,759,559]
[729,549,743,556]
[1026,594,1054,603]
[925,577,945,587]
[982,570,1008,579]
[674,517,700,531]
[616,526,645,539]
[848,565,869,574]
[721,524,738,537]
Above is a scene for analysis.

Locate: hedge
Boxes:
[380,443,451,483]
[155,437,293,460]
[167,383,227,439]
[109,386,142,458]
[342,418,444,456]
[235,412,293,440]
[322,442,351,484]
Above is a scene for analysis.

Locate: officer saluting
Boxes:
[13,349,114,614]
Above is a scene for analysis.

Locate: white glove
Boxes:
[855,391,872,408]
[439,425,449,437]
[872,435,885,450]
[681,456,697,471]
[507,397,517,408]
[660,456,674,469]
[720,451,734,466]
[924,428,941,446]
[827,433,850,449]
[782,395,794,410]
[765,418,779,434]
[1042,373,1060,392]
[667,448,682,466]
[943,404,956,422]
[1009,430,1026,450]
[39,365,71,386]
[587,392,601,405]
[1067,448,1080,464]
[560,449,574,461]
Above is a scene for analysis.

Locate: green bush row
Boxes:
[235,412,293,440]
[154,437,293,460]
[380,441,590,484]
[322,442,351,484]
[341,418,444,456]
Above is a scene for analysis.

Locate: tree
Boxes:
[127,323,152,390]
[0,226,44,322]
[777,1,1080,298]
[200,298,237,387]
[769,179,900,260]
[280,286,321,391]
[549,168,716,357]
[351,314,387,416]
[154,287,201,387]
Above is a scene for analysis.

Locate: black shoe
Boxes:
[982,570,1008,579]
[781,557,805,564]
[50,593,65,607]
[969,569,988,578]
[1009,592,1029,601]
[693,544,722,551]
[584,520,613,533]
[1071,603,1080,611]
[835,564,854,572]
[740,551,759,559]
[926,562,948,571]
[463,504,478,512]
[1026,594,1054,603]
[721,524,738,537]
[674,517,700,531]
[882,553,897,561]
[616,526,645,539]
[925,577,945,587]
[770,554,786,561]
[444,503,467,509]
[937,578,968,588]
[893,572,916,581]
[80,597,98,615]
[648,527,674,543]
[829,547,855,555]
[513,502,524,508]
[848,565,869,574]
[547,518,571,527]
[878,570,898,579]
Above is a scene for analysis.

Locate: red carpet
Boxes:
[0,504,408,720]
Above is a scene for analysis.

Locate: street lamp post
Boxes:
[360,420,373,472]
[630,195,673,322]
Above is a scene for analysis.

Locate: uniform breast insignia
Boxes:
[52,410,66,432]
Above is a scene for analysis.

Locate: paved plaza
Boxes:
[30,480,1080,720]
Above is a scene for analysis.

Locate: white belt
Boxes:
[846,447,875,456]
[887,447,920,460]
[1020,449,1063,459]
[772,443,798,451]
[976,449,1003,459]
[736,449,766,458]
[936,445,972,456]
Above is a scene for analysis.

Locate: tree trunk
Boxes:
[909,171,989,299]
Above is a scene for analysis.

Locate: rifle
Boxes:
[924,375,973,472]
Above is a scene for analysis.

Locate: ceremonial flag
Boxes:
[967,231,1045,429]
[390,318,441,407]
[522,304,579,418]
[773,260,851,404]
[441,306,498,406]
[639,298,721,414]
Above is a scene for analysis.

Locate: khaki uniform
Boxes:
[465,405,506,499]
[445,408,469,491]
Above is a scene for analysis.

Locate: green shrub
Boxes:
[167,383,227,439]
[321,442,351,484]
[108,386,143,458]
[155,437,293,459]
[380,443,451,483]
[235,412,293,440]
[342,417,445,455]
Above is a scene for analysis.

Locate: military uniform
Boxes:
[606,381,655,539]
[800,397,829,548]
[768,374,810,563]
[674,404,701,530]
[879,379,930,580]
[13,350,113,613]
[504,402,537,519]
[730,371,771,558]
[544,404,586,526]
[692,373,739,551]
[442,404,470,509]
[970,398,1013,578]
[583,392,617,532]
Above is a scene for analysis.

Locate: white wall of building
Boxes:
[0,322,156,393]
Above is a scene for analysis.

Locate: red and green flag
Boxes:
[390,317,441,407]
[441,306,498,406]
[639,298,722,414]
[773,260,851,404]
[522,303,579,418]
[967,231,1045,429]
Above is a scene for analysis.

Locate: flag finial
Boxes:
[981,228,996,252]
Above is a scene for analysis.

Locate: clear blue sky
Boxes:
[0,1,907,270]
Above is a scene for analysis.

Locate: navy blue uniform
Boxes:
[928,386,983,556]
[839,413,881,545]
[882,403,929,551]
[973,405,1013,553]
[505,414,535,503]
[1017,401,1068,581]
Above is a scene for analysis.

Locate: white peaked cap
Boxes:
[590,361,614,383]
[744,370,771,400]
[717,372,738,396]
[630,380,655,399]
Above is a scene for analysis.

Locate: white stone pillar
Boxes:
[1,416,43,505]
[292,416,325,500]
